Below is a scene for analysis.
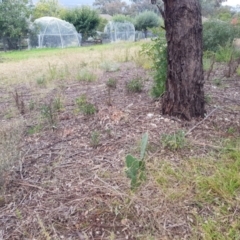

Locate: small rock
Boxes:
[147,113,154,118]
[164,118,170,123]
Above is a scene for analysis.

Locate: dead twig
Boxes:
[185,107,219,136]
[16,181,53,193]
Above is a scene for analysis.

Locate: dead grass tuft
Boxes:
[0,119,24,187]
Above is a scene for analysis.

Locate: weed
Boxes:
[53,96,63,112]
[77,69,97,82]
[227,126,236,135]
[125,132,148,191]
[48,62,58,81]
[12,90,25,115]
[29,100,35,111]
[100,61,119,72]
[106,78,117,89]
[123,47,130,62]
[203,52,216,81]
[40,101,58,128]
[4,110,15,119]
[133,51,152,69]
[117,47,131,62]
[79,61,88,68]
[215,44,240,63]
[75,94,87,106]
[161,130,186,150]
[90,131,100,148]
[205,94,212,104]
[81,103,96,115]
[106,78,117,106]
[203,56,214,72]
[15,208,22,219]
[76,95,96,115]
[213,78,222,86]
[27,125,42,135]
[37,214,51,240]
[126,77,143,93]
[236,66,240,76]
[36,75,47,86]
[105,128,112,138]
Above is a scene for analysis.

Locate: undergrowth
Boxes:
[0,119,24,187]
[141,28,167,98]
[147,137,240,239]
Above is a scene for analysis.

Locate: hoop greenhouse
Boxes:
[104,21,135,43]
[29,17,81,48]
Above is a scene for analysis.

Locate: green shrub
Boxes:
[141,28,167,98]
[90,130,100,147]
[215,44,240,62]
[134,11,160,38]
[77,69,97,82]
[76,95,96,115]
[126,77,144,93]
[161,130,186,150]
[36,75,47,86]
[106,78,117,89]
[203,20,240,52]
[40,102,57,127]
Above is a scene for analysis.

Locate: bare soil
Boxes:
[0,61,240,239]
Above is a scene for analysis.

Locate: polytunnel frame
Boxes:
[104,21,135,43]
[39,18,64,48]
[35,17,81,48]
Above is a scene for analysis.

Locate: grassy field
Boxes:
[0,42,143,86]
[0,41,240,239]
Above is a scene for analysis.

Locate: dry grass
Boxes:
[0,118,24,186]
[0,42,240,239]
[0,43,141,86]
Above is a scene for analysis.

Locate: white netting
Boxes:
[29,17,81,48]
[104,21,135,43]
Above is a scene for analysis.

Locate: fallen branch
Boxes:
[17,181,52,193]
[185,107,219,136]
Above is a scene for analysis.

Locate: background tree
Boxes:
[215,5,233,21]
[93,0,129,15]
[32,0,63,19]
[200,0,228,17]
[97,17,108,32]
[134,11,160,37]
[0,0,31,50]
[112,14,134,23]
[130,0,159,14]
[203,19,240,52]
[61,7,100,40]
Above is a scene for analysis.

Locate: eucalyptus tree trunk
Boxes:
[154,0,205,120]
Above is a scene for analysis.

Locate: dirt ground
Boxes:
[0,60,240,239]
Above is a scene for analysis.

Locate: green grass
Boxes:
[149,138,240,239]
[126,77,144,93]
[237,66,240,76]
[215,45,240,63]
[2,42,140,62]
[0,41,142,86]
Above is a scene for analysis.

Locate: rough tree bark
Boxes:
[153,0,205,120]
